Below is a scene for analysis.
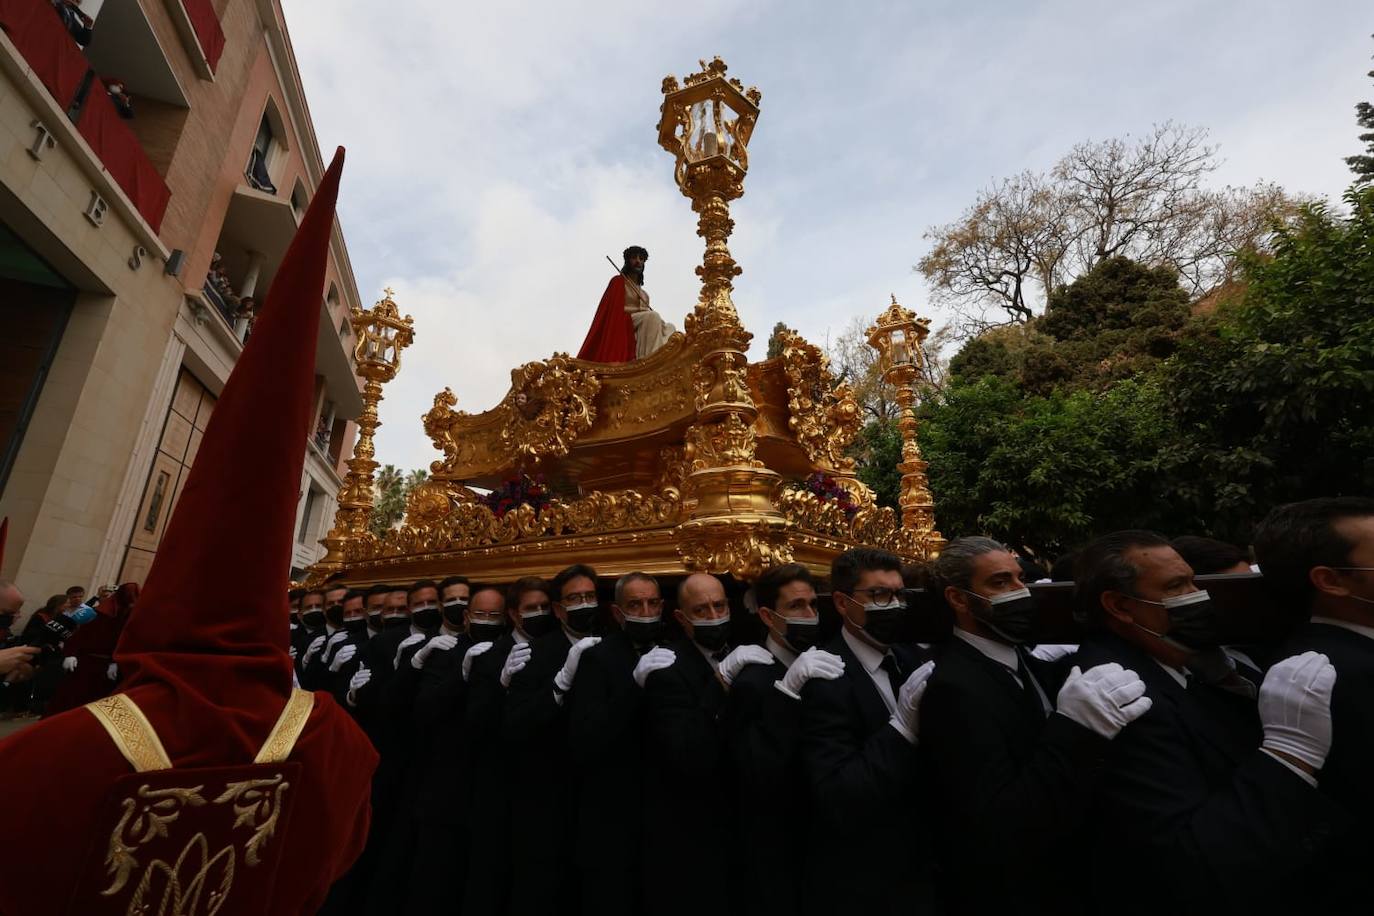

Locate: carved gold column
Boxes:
[314,289,415,577]
[868,296,944,554]
[658,58,790,579]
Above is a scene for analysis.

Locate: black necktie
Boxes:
[879,654,903,699]
[711,647,729,663]
[1013,647,1049,718]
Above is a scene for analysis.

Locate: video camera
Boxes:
[16,605,97,663]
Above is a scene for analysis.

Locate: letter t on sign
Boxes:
[28,121,56,160]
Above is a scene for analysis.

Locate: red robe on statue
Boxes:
[0,149,377,916]
[577,274,636,362]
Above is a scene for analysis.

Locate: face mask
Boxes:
[302,609,325,629]
[383,614,409,629]
[965,587,1037,645]
[855,597,907,646]
[563,603,599,636]
[412,605,442,633]
[622,615,664,649]
[691,615,731,652]
[777,616,820,653]
[0,613,14,629]
[324,604,345,628]
[443,599,468,627]
[469,620,507,643]
[521,610,557,639]
[1133,590,1219,651]
[367,611,383,629]
[343,617,369,635]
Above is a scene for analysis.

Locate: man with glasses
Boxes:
[566,571,665,916]
[637,572,733,916]
[1260,497,1374,910]
[801,547,937,915]
[503,564,603,916]
[1074,530,1337,915]
[724,563,845,916]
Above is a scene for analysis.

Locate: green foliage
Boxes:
[1347,35,1374,184]
[922,376,1175,557]
[370,465,428,536]
[1160,187,1374,540]
[852,419,902,510]
[766,322,793,359]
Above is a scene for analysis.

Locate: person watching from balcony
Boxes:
[51,0,93,46]
[102,77,134,119]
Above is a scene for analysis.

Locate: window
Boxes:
[291,180,308,217]
[298,486,319,544]
[339,314,350,339]
[246,113,278,194]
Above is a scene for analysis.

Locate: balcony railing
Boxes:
[180,0,225,74]
[0,0,172,232]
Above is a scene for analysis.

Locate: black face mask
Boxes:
[367,612,383,629]
[469,621,507,643]
[779,617,820,653]
[564,605,599,636]
[968,588,1038,646]
[343,618,369,635]
[855,599,907,647]
[0,613,14,630]
[324,604,345,628]
[691,618,731,653]
[521,612,558,639]
[623,617,664,649]
[412,606,442,633]
[1164,594,1222,651]
[302,609,326,629]
[443,601,467,628]
[383,616,410,630]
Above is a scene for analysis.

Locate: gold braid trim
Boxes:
[254,689,315,764]
[86,695,173,773]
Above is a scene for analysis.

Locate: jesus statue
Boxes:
[576,245,677,362]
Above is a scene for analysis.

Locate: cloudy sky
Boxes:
[285,0,1372,474]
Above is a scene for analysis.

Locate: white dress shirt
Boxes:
[841,627,898,716]
[765,634,798,668]
[954,627,1052,713]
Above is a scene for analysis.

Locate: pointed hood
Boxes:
[115,149,345,753]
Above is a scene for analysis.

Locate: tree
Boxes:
[1347,34,1374,184]
[766,321,794,359]
[851,419,903,510]
[827,316,899,422]
[1159,186,1374,540]
[370,465,428,536]
[919,123,1300,333]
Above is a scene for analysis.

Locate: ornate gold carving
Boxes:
[603,369,693,429]
[676,519,794,580]
[777,330,861,472]
[214,776,289,867]
[253,688,314,765]
[87,694,173,773]
[501,355,601,462]
[777,488,939,560]
[103,784,208,895]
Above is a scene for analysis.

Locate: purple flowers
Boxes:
[794,473,860,519]
[480,473,551,519]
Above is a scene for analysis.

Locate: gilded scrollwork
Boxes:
[214,776,289,868]
[677,521,794,580]
[103,785,208,896]
[501,355,601,462]
[778,330,861,472]
[602,367,693,429]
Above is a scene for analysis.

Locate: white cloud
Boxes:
[283,0,1374,474]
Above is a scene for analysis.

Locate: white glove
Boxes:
[1259,650,1336,770]
[1055,663,1153,739]
[62,657,78,673]
[304,634,326,667]
[329,643,357,673]
[776,647,845,698]
[106,662,118,681]
[717,644,774,687]
[554,636,602,693]
[463,641,494,682]
[1030,644,1078,663]
[394,633,425,670]
[412,633,459,669]
[500,643,533,688]
[889,660,935,744]
[346,666,371,707]
[633,646,677,688]
[326,630,349,651]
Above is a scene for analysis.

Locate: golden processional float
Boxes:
[309,58,944,589]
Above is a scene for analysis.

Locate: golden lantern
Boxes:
[867,295,944,551]
[315,289,415,576]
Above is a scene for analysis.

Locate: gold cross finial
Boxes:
[891,293,899,305]
[383,286,396,299]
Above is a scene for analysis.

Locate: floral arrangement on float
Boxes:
[479,472,552,519]
[787,472,860,519]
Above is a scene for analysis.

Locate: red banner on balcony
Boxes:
[181,0,224,72]
[77,88,171,232]
[0,0,89,107]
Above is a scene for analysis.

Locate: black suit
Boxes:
[921,635,1105,914]
[1075,632,1335,915]
[723,647,803,916]
[566,629,649,916]
[301,626,347,689]
[641,638,730,916]
[462,633,521,916]
[800,632,933,915]
[1281,620,1372,912]
[503,628,576,916]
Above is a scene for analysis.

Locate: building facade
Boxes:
[0,0,364,614]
